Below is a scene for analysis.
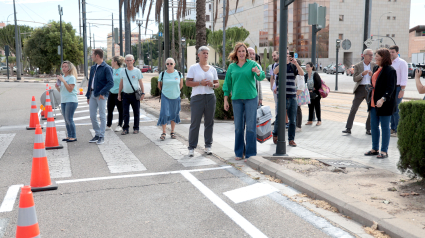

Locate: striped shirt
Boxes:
[276,63,298,98]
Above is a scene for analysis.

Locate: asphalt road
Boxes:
[0,82,358,237]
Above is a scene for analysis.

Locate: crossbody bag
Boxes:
[125,69,143,100]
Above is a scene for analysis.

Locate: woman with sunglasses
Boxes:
[157,58,183,141]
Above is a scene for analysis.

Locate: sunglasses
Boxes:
[166,63,173,65]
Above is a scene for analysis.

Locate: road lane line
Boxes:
[181,171,268,238]
[0,133,15,159]
[55,166,231,184]
[0,184,23,212]
[223,183,278,204]
[45,131,72,178]
[89,129,147,173]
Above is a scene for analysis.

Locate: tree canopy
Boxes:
[0,24,33,55]
[24,21,83,74]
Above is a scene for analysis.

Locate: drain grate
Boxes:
[317,159,372,169]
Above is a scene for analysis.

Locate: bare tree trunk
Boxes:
[177,1,182,71]
[195,0,206,62]
[171,0,176,63]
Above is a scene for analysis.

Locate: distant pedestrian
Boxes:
[304,62,322,126]
[342,49,375,135]
[414,68,425,97]
[118,54,145,135]
[270,51,279,124]
[272,49,304,147]
[389,45,408,137]
[157,58,183,141]
[223,42,265,161]
[186,46,219,156]
[86,49,114,145]
[107,56,125,132]
[247,47,263,106]
[319,63,322,71]
[295,59,305,132]
[55,61,79,142]
[365,48,397,159]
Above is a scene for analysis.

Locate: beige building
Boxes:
[408,25,425,60]
[106,32,140,60]
[215,0,411,68]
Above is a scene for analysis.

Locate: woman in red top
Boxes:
[364,48,397,158]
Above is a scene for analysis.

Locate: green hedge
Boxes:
[397,100,425,180]
[214,80,234,120]
[150,77,161,96]
[182,79,192,100]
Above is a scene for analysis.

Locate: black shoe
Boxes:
[89,136,100,143]
[96,137,104,145]
[67,138,77,142]
[62,138,69,142]
[342,129,351,134]
[271,121,275,125]
[366,130,371,135]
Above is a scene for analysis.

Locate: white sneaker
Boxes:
[188,149,194,157]
[115,126,123,132]
[296,127,302,132]
[106,126,111,131]
[391,132,397,137]
[205,147,212,155]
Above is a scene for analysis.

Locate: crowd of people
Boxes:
[53,43,424,161]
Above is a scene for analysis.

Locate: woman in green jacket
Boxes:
[223,42,265,161]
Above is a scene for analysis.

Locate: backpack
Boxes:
[318,79,330,98]
[159,70,183,102]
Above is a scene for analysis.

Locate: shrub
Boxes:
[182,79,192,101]
[397,100,425,180]
[150,76,161,96]
[214,80,234,120]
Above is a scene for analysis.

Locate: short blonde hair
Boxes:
[165,57,175,64]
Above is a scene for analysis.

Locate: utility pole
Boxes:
[13,0,21,80]
[83,0,88,82]
[222,0,225,69]
[89,23,92,66]
[164,0,170,59]
[136,20,142,67]
[119,0,123,56]
[78,0,82,37]
[93,34,95,49]
[158,14,162,72]
[363,0,372,52]
[58,5,63,67]
[112,13,115,57]
[124,0,131,55]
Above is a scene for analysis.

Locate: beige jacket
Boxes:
[352,60,376,93]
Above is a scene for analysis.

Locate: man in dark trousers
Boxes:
[342,49,376,135]
[86,49,114,145]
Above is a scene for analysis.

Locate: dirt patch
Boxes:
[270,158,425,230]
[364,221,391,238]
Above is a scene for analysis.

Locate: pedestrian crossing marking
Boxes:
[0,133,15,159]
[45,131,72,178]
[223,183,278,204]
[140,126,217,167]
[90,129,147,173]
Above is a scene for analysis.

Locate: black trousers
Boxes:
[296,106,302,128]
[122,92,140,131]
[308,97,321,121]
[107,93,123,127]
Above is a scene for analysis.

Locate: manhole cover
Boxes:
[317,159,372,169]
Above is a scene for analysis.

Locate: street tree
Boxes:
[0,24,33,55]
[24,21,83,74]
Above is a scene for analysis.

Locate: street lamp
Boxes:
[6,13,14,25]
[181,37,186,75]
[378,11,392,46]
[58,5,63,68]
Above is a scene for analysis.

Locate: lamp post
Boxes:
[6,13,14,25]
[58,5,63,68]
[181,37,186,75]
[378,11,392,46]
[335,39,341,91]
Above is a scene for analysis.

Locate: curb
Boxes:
[246,156,423,238]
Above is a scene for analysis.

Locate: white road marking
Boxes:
[0,133,15,159]
[45,131,72,178]
[0,184,23,212]
[141,126,216,167]
[181,171,268,238]
[56,166,231,184]
[224,183,278,204]
[89,129,147,173]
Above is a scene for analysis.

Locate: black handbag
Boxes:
[125,69,143,100]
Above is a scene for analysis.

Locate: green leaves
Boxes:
[0,24,33,55]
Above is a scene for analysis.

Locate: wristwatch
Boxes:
[401,88,405,92]
[141,92,145,95]
[381,97,386,102]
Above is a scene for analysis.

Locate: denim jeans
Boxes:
[61,102,78,138]
[232,97,258,158]
[89,92,107,138]
[390,86,402,132]
[273,97,297,141]
[370,107,391,153]
[122,92,140,131]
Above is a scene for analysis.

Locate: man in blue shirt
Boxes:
[86,49,114,145]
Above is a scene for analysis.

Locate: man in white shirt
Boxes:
[342,49,376,135]
[269,51,279,124]
[389,45,408,137]
[247,47,263,106]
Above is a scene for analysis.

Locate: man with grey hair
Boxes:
[118,54,145,135]
[342,49,376,135]
[247,47,263,105]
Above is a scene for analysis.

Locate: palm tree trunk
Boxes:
[177,1,182,72]
[195,0,206,62]
[171,1,176,63]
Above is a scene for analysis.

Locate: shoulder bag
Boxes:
[125,69,143,100]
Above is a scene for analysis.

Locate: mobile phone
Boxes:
[289,52,295,58]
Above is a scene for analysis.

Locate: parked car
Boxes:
[0,66,12,75]
[346,65,354,76]
[212,66,226,79]
[152,66,158,73]
[323,64,333,73]
[408,63,416,79]
[141,65,152,73]
[329,64,345,75]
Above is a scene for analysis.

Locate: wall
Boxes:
[186,45,217,69]
[408,30,425,61]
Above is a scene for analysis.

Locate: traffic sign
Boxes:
[342,39,351,50]
[364,39,373,48]
[159,32,163,37]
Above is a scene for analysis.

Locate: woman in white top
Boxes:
[185,46,219,157]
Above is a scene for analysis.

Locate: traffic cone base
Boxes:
[31,180,58,192]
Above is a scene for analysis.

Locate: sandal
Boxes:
[170,132,176,139]
[121,130,129,135]
[235,157,244,161]
[377,153,388,159]
[133,130,139,134]
[160,133,166,141]
[364,150,379,156]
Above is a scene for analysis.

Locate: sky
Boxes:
[0,0,424,49]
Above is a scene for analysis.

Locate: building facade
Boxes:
[106,32,139,60]
[408,25,425,60]
[215,0,410,67]
[183,0,214,30]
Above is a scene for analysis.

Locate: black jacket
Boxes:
[304,72,322,99]
[367,65,397,116]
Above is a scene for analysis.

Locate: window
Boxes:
[392,34,395,37]
[386,34,390,37]
[393,16,396,20]
[339,15,344,21]
[339,34,343,40]
[209,4,211,11]
[387,16,390,20]
[206,15,210,21]
[209,25,211,30]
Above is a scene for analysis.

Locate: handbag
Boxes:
[125,69,143,100]
[297,83,311,106]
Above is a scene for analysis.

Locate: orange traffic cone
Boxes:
[16,186,41,237]
[45,110,63,150]
[31,125,58,191]
[26,96,42,130]
[42,91,52,121]
[41,84,49,119]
